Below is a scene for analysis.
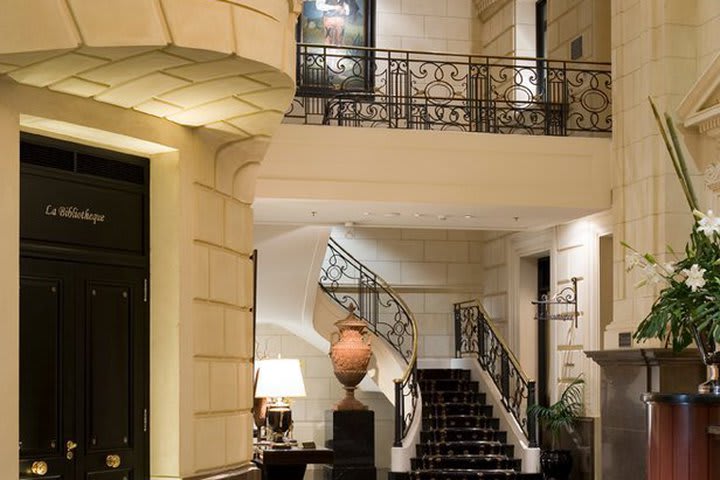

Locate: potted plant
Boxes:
[623,98,720,393]
[528,377,584,480]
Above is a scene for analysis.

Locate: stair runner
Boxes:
[412,369,542,480]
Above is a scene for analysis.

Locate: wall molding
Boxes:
[473,0,512,22]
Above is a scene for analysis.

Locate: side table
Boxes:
[254,447,333,480]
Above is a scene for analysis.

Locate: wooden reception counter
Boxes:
[642,393,720,480]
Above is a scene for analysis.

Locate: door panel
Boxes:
[19,258,147,480]
[20,278,62,454]
[20,263,75,480]
[87,283,132,451]
[80,265,146,480]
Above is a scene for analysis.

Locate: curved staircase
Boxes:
[413,368,542,480]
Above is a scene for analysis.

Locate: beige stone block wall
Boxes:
[191,146,258,474]
[546,0,610,62]
[329,226,484,358]
[476,0,516,56]
[256,323,395,478]
[376,0,475,52]
[605,0,720,347]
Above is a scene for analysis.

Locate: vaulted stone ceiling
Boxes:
[0,0,299,138]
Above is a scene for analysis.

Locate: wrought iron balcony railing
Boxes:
[286,44,611,137]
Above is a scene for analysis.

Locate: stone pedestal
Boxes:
[585,348,704,480]
[324,410,376,480]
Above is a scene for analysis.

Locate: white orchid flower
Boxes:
[695,209,720,237]
[625,252,643,271]
[645,266,665,285]
[682,264,707,292]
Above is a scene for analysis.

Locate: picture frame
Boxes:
[296,0,376,95]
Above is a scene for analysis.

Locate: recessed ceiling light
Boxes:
[464,215,474,219]
[413,213,422,218]
[437,215,447,220]
[363,212,371,216]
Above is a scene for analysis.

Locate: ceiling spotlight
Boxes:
[464,215,474,219]
[437,215,447,220]
[413,213,422,218]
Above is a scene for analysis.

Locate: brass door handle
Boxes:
[106,454,121,469]
[66,440,77,460]
[31,461,48,476]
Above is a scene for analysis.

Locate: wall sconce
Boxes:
[254,358,306,448]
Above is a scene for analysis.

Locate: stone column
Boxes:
[186,137,270,477]
[0,99,19,479]
[604,0,701,348]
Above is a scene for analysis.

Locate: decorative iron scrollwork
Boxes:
[532,277,580,328]
[454,300,538,447]
[287,44,611,137]
[320,238,418,446]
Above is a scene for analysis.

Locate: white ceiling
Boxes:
[253,198,601,231]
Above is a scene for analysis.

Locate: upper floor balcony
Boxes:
[285,44,612,137]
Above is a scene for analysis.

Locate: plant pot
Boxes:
[690,324,720,394]
[540,449,573,480]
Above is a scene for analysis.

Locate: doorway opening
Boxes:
[19,135,149,480]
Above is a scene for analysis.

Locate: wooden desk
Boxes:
[254,447,333,480]
[643,393,720,480]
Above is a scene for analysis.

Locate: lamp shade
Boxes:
[254,358,306,398]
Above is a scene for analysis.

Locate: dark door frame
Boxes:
[19,135,150,480]
[537,256,551,410]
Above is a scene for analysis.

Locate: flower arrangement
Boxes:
[623,98,720,354]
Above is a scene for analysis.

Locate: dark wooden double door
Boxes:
[19,257,148,480]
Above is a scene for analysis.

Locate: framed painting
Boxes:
[296,0,376,95]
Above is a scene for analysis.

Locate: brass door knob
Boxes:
[66,440,77,460]
[106,454,121,469]
[31,461,48,476]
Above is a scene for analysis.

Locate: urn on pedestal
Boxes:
[329,306,372,411]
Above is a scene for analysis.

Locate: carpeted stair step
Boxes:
[424,402,491,417]
[417,441,514,457]
[418,369,471,381]
[420,378,480,392]
[422,415,500,430]
[424,390,489,405]
[421,428,507,443]
[410,470,543,480]
[411,454,520,471]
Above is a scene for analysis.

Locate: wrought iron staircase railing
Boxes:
[286,43,612,137]
[454,300,538,447]
[319,237,418,447]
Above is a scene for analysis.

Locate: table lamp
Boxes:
[254,358,306,448]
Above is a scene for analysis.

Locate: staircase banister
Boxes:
[470,299,531,384]
[326,238,418,384]
[320,237,419,448]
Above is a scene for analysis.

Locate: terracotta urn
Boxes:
[329,305,372,410]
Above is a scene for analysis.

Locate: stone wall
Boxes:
[376,0,475,53]
[330,226,485,358]
[604,0,720,348]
